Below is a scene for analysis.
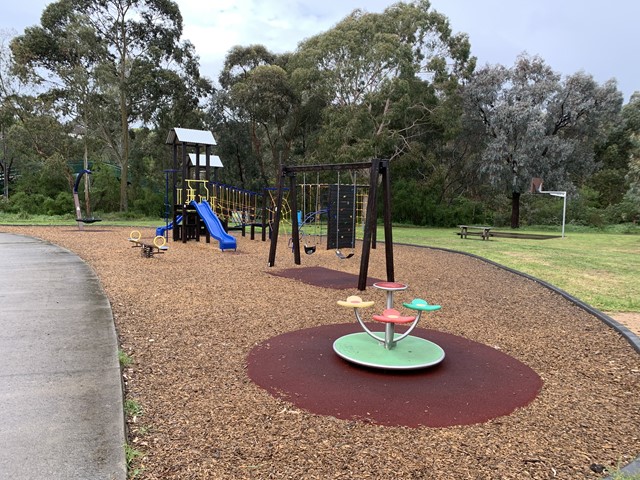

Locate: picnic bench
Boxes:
[457,225,492,240]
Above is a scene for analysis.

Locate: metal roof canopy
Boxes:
[188,153,223,168]
[166,128,217,146]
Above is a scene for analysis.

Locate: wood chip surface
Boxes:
[2,226,639,479]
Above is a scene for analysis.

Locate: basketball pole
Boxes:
[531,177,566,239]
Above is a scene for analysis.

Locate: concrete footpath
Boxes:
[0,233,126,479]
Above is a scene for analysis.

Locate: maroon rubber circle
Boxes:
[247,323,543,428]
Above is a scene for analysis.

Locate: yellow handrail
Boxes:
[179,179,212,204]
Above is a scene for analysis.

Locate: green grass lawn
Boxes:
[0,213,163,228]
[384,226,640,313]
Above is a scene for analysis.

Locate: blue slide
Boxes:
[156,215,182,236]
[191,200,237,251]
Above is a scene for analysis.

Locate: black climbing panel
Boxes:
[327,184,355,250]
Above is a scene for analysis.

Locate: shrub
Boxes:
[9,192,48,215]
[132,190,163,217]
[43,191,74,216]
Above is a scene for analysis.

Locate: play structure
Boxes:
[162,128,381,257]
[268,159,394,291]
[334,282,444,370]
[72,169,101,229]
[128,230,168,258]
[163,128,237,251]
[162,128,293,250]
[281,171,370,257]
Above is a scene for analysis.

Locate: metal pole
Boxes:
[561,193,567,239]
[540,190,567,239]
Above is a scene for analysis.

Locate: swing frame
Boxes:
[267,159,394,291]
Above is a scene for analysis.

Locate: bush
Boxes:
[131,190,163,217]
[0,197,10,213]
[43,191,74,216]
[520,194,566,226]
[604,200,640,224]
[8,192,49,214]
[391,177,494,227]
[89,163,120,212]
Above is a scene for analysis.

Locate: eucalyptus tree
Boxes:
[0,32,18,199]
[230,64,300,183]
[219,45,277,90]
[217,45,300,186]
[290,0,475,163]
[1,31,77,201]
[12,8,109,213]
[625,142,640,212]
[11,0,203,211]
[590,92,640,207]
[464,54,622,227]
[146,40,213,133]
[626,140,640,207]
[205,90,252,188]
[622,93,640,209]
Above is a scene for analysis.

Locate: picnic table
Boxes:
[457,225,492,240]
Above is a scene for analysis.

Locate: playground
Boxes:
[1,224,638,479]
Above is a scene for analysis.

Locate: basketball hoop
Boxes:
[530,177,567,238]
[530,177,544,194]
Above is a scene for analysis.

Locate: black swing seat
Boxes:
[78,218,102,224]
[304,245,316,255]
[336,249,354,260]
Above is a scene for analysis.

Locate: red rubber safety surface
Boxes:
[269,266,384,290]
[247,323,543,428]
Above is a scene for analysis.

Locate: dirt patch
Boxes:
[607,312,640,336]
[2,225,639,479]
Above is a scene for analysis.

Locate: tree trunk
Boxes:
[249,120,269,186]
[1,163,8,200]
[510,191,520,228]
[234,146,245,188]
[118,20,129,212]
[1,132,9,200]
[119,70,129,212]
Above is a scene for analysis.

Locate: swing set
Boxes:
[290,170,365,258]
[293,172,330,255]
[72,169,101,229]
[268,159,394,291]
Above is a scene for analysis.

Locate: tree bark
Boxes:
[234,146,245,188]
[510,191,520,228]
[119,92,129,212]
[83,141,91,216]
[1,163,9,200]
[1,127,10,200]
[118,18,129,212]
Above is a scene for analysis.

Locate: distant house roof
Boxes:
[165,128,217,146]
[188,153,223,168]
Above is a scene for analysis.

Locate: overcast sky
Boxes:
[2,0,638,102]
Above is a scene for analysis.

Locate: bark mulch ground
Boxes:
[2,225,639,479]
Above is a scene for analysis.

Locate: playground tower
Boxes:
[165,128,226,245]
